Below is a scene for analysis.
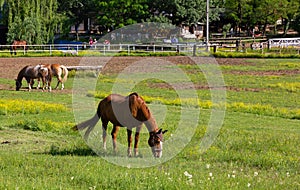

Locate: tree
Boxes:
[2,0,63,44]
[224,0,253,35]
[280,0,299,36]
[95,0,150,33]
[147,0,224,36]
[57,0,98,40]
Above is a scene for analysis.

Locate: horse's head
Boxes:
[148,129,168,158]
[15,79,22,91]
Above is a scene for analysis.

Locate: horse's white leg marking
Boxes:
[37,79,40,89]
[61,83,64,90]
[28,82,32,91]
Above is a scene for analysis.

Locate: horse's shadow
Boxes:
[44,145,98,156]
[42,145,133,157]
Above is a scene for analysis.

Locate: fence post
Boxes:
[128,45,130,55]
[50,45,52,56]
[193,44,196,56]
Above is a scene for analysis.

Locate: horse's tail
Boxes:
[72,113,100,140]
[60,65,68,82]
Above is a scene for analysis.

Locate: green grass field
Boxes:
[0,58,299,189]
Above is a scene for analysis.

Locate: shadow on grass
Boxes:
[44,145,98,156]
[43,145,131,157]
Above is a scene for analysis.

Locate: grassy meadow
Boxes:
[0,58,299,189]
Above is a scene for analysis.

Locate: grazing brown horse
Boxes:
[73,93,168,158]
[15,65,51,91]
[41,64,68,90]
[11,40,27,55]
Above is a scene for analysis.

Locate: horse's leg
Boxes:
[37,78,40,89]
[41,76,46,91]
[111,125,120,154]
[102,121,108,151]
[55,76,62,90]
[127,128,133,157]
[29,79,34,89]
[47,75,52,92]
[134,125,142,157]
[24,77,31,91]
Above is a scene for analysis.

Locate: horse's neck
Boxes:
[17,67,28,81]
[144,117,158,133]
[132,94,158,133]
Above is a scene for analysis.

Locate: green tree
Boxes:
[96,0,150,31]
[57,0,97,40]
[3,0,63,44]
[224,0,253,35]
[147,0,224,35]
[279,0,299,36]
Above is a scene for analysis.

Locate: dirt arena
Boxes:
[0,57,251,79]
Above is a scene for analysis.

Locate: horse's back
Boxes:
[98,93,151,127]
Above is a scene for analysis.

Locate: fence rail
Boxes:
[0,43,209,56]
[1,41,300,56]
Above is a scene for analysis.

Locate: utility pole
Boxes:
[206,0,210,51]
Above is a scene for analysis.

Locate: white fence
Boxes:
[0,43,208,56]
[268,37,300,48]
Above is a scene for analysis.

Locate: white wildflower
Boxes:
[247,183,251,187]
[184,171,193,179]
[254,172,258,177]
[206,164,210,169]
[209,172,213,177]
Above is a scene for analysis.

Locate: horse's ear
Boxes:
[157,129,162,134]
[162,130,168,134]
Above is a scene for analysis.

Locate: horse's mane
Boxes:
[16,65,30,81]
[128,93,157,132]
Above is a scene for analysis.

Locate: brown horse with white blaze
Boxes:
[41,64,68,90]
[73,93,168,158]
